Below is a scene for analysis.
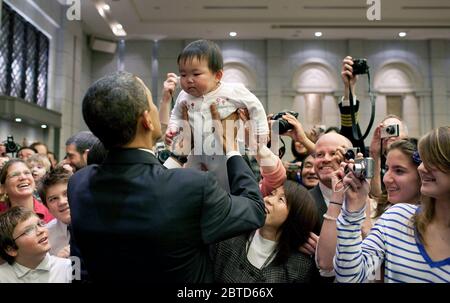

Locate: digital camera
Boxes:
[380,124,400,139]
[345,157,375,179]
[352,58,369,75]
[270,111,299,134]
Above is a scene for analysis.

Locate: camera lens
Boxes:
[386,125,395,134]
[344,149,355,160]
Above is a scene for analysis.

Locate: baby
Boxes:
[166,40,269,190]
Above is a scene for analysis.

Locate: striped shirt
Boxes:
[334,203,450,283]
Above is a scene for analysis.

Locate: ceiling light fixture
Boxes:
[103,4,110,11]
[314,31,323,37]
[398,32,407,37]
[229,32,237,37]
[41,124,48,129]
[15,118,22,122]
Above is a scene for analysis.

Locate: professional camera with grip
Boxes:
[345,157,375,179]
[270,111,299,134]
[352,58,369,75]
[380,124,400,139]
[4,136,20,154]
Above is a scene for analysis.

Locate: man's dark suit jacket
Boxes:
[309,184,328,234]
[68,148,265,282]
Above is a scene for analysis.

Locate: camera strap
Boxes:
[348,72,376,142]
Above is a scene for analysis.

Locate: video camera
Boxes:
[270,111,299,134]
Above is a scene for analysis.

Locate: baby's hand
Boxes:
[165,127,179,146]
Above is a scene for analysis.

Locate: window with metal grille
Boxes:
[0,2,49,107]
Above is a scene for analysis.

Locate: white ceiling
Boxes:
[81,0,450,41]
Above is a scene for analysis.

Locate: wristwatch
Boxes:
[169,152,188,164]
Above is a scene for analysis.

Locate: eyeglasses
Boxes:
[7,170,32,180]
[13,220,46,241]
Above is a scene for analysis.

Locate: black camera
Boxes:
[352,58,369,75]
[4,136,19,153]
[270,111,299,134]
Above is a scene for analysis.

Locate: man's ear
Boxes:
[141,110,154,132]
[5,246,18,258]
[83,149,89,162]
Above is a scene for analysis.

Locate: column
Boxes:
[266,40,282,114]
[304,93,322,130]
[402,94,420,138]
[322,94,340,129]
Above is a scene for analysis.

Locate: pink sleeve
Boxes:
[259,158,287,197]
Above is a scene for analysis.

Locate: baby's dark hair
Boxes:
[177,40,223,73]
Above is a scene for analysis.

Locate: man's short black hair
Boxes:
[177,40,223,73]
[82,71,150,149]
[65,131,98,155]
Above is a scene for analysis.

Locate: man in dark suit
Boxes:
[68,71,266,282]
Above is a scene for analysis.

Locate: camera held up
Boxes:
[3,136,20,154]
[270,111,299,134]
[345,157,375,180]
[380,124,400,139]
[352,58,369,75]
[343,147,374,179]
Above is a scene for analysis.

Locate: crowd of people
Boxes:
[0,40,448,283]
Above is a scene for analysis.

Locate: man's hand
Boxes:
[164,127,178,146]
[171,104,192,156]
[210,104,239,154]
[342,56,357,100]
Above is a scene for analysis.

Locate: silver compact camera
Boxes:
[346,157,375,179]
[380,124,400,139]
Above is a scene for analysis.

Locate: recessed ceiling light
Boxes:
[103,4,110,11]
[398,32,407,37]
[15,118,22,122]
[229,32,237,37]
[41,124,47,129]
[314,31,323,37]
